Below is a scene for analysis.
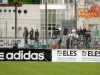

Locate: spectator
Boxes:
[23,27,28,44]
[63,28,68,35]
[93,26,99,44]
[77,26,83,36]
[78,34,83,45]
[66,35,71,49]
[72,27,76,34]
[73,36,79,49]
[12,40,18,49]
[82,26,87,45]
[82,26,87,36]
[58,36,62,49]
[85,31,91,49]
[35,29,39,40]
[87,27,91,34]
[73,32,79,39]
[29,28,34,39]
[53,26,60,39]
[63,28,68,42]
[87,27,91,44]
[68,32,74,47]
[67,26,72,34]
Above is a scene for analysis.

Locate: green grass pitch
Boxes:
[0,62,100,75]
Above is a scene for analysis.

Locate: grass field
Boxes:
[0,62,100,75]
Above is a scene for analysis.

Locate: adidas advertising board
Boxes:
[52,49,100,62]
[0,49,51,61]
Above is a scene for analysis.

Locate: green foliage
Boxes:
[8,0,40,4]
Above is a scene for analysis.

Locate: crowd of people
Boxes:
[13,27,39,49]
[53,26,99,49]
[23,27,39,44]
[13,26,100,49]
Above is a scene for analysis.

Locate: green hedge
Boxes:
[8,0,40,4]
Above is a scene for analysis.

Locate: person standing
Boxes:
[23,27,28,45]
[35,29,39,40]
[67,26,72,35]
[93,26,99,44]
[82,26,87,36]
[73,36,79,49]
[63,28,68,41]
[29,28,34,39]
[77,26,83,45]
[63,28,68,45]
[29,28,34,44]
[87,27,91,44]
[58,36,62,49]
[77,26,83,36]
[66,35,71,49]
[85,31,91,49]
[72,27,76,34]
[82,26,87,45]
[12,40,18,49]
[53,26,60,39]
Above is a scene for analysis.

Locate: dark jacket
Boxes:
[82,29,87,35]
[23,30,28,38]
[77,29,83,35]
[53,28,60,35]
[29,31,34,39]
[63,28,68,35]
[85,34,90,40]
[35,31,39,38]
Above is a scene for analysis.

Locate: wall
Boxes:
[0,4,40,38]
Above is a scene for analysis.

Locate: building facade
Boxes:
[40,0,75,38]
[1,0,99,38]
[0,4,40,38]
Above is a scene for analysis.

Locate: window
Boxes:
[52,14,56,23]
[55,0,58,3]
[41,27,45,30]
[59,0,63,3]
[48,24,51,26]
[41,14,45,24]
[61,10,65,20]
[48,0,51,3]
[51,0,54,3]
[52,24,56,26]
[57,10,60,14]
[48,14,52,24]
[52,27,55,30]
[48,27,51,30]
[48,9,52,14]
[69,0,73,3]
[65,0,68,3]
[43,0,47,4]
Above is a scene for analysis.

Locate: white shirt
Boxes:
[72,29,76,33]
